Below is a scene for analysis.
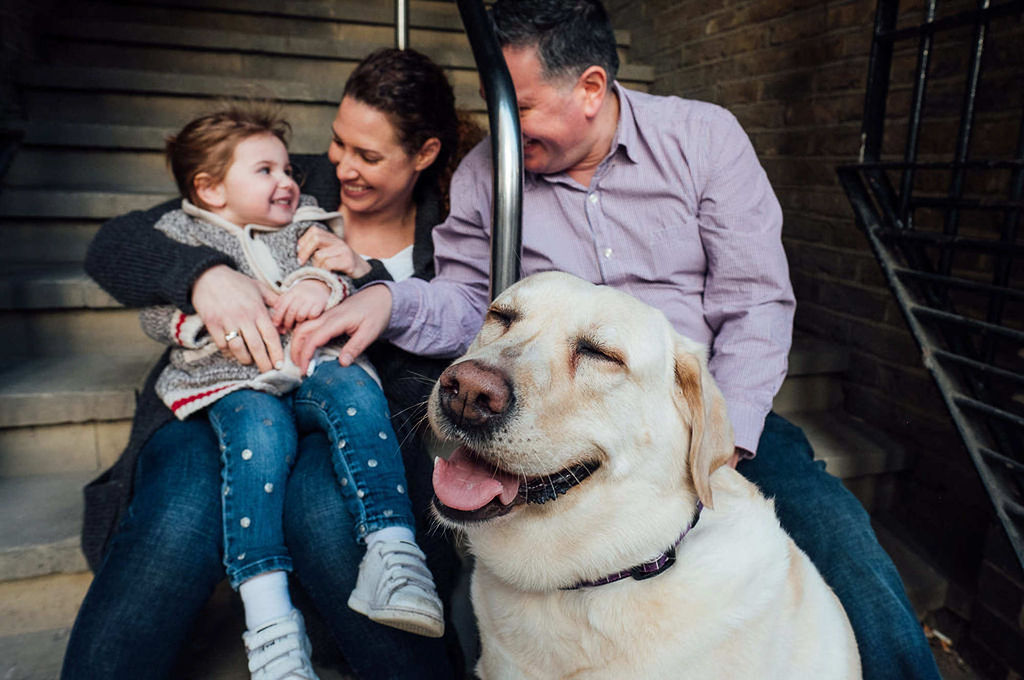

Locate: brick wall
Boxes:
[607,0,1023,674]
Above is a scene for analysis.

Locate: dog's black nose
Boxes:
[438,360,514,430]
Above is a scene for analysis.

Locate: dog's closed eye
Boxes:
[486,306,518,329]
[573,338,624,367]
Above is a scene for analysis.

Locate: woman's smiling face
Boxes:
[328,96,431,218]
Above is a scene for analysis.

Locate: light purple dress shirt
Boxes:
[381,84,795,453]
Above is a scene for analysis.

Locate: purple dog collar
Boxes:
[565,501,704,590]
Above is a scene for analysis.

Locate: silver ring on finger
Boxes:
[224,330,241,343]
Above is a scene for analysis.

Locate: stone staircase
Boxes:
[0,1,934,678]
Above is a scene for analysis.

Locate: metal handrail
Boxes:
[395,0,409,50]
[456,0,523,300]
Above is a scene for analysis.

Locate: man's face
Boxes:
[502,46,590,176]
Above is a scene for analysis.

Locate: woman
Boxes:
[63,48,481,680]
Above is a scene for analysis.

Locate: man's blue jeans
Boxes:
[61,417,454,680]
[739,413,940,680]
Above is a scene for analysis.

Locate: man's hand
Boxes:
[271,279,331,331]
[192,265,284,372]
[297,228,372,279]
[291,284,392,371]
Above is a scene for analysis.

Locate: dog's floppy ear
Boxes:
[674,342,735,509]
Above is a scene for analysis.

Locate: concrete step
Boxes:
[874,521,951,620]
[0,474,93,580]
[0,306,158,357]
[45,17,475,68]
[786,409,912,479]
[0,418,130,478]
[785,409,913,513]
[0,352,159,477]
[69,0,633,52]
[1,627,72,680]
[39,18,652,87]
[12,119,330,157]
[0,221,100,264]
[0,353,156,428]
[5,147,175,193]
[21,64,349,107]
[1,578,355,680]
[53,0,640,64]
[76,0,468,33]
[0,188,173,219]
[0,263,117,310]
[14,78,350,135]
[16,64,643,133]
[774,332,849,414]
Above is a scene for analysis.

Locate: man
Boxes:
[292,1,940,677]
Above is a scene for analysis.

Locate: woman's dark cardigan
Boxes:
[81,154,450,571]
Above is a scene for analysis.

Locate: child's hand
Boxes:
[297,228,372,279]
[272,279,331,331]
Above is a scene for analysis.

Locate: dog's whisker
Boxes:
[403,370,442,386]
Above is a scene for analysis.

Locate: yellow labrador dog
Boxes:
[429,272,860,680]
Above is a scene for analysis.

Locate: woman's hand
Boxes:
[192,265,284,372]
[271,279,331,331]
[297,228,372,279]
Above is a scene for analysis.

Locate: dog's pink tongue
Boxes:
[433,446,520,511]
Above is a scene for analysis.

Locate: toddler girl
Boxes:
[139,104,444,680]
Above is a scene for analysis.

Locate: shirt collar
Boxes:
[531,81,640,189]
[609,81,641,166]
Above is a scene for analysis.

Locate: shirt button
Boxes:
[603,247,614,259]
[241,449,253,460]
[588,194,598,204]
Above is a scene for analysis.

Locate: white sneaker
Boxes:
[347,539,445,638]
[242,609,319,680]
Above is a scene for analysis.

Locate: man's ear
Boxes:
[194,172,226,209]
[575,65,609,119]
[674,342,735,509]
[414,137,442,172]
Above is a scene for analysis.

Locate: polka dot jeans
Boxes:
[293,361,416,545]
[208,389,297,589]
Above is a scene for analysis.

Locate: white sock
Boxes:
[239,570,293,630]
[365,525,416,549]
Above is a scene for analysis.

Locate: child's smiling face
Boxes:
[209,133,299,227]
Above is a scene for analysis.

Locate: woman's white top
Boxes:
[367,244,414,282]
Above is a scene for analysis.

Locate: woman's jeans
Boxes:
[738,413,941,680]
[61,374,454,679]
[206,362,415,589]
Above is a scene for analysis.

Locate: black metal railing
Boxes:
[838,0,1024,568]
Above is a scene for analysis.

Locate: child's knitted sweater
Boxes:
[140,196,352,418]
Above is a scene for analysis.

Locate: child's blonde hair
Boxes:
[166,102,292,210]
